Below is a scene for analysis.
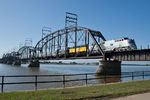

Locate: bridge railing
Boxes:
[0,71,150,93]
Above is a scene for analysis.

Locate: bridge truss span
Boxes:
[34,26,106,60]
[18,46,34,60]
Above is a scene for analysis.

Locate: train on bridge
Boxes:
[53,37,137,57]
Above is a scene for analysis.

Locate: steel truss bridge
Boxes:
[2,12,150,64]
[9,26,106,61]
[3,26,150,62]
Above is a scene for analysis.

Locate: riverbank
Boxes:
[0,80,150,100]
[40,61,150,66]
[40,61,99,65]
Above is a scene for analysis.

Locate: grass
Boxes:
[1,80,150,100]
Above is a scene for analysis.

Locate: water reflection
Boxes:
[28,67,40,71]
[1,63,150,92]
[95,75,121,84]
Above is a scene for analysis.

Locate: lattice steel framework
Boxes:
[17,46,34,59]
[12,12,107,60]
[33,12,106,60]
[34,26,106,59]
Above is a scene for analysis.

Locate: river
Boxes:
[0,61,150,92]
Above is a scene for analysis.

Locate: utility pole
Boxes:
[65,12,78,57]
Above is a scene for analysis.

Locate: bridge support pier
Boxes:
[12,60,21,66]
[7,61,13,65]
[96,60,121,75]
[28,60,40,67]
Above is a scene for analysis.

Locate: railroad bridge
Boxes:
[2,12,150,75]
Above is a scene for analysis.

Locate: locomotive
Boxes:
[98,37,137,52]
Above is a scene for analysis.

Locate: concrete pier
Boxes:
[96,60,121,75]
[12,60,21,66]
[7,61,13,65]
[28,60,40,67]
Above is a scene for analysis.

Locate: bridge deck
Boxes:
[21,49,150,61]
[106,49,150,61]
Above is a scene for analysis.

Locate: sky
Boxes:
[0,0,150,58]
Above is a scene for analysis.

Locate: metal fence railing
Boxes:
[1,71,150,93]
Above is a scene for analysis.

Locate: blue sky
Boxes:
[0,0,150,57]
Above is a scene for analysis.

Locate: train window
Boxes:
[124,38,128,40]
[101,42,105,44]
[115,39,121,42]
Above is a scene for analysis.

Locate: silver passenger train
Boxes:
[91,37,137,52]
[49,37,137,56]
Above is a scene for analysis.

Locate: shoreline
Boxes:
[40,62,150,66]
